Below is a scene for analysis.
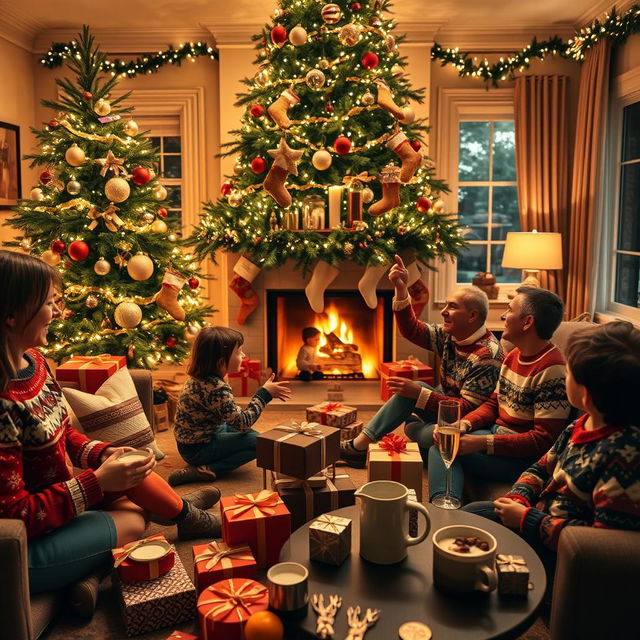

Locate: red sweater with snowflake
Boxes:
[0,350,108,538]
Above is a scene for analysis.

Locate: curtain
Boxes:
[514,75,570,297]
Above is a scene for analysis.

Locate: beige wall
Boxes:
[612,32,640,76]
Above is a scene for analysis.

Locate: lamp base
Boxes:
[522,270,541,287]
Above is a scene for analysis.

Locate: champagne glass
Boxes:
[432,399,461,510]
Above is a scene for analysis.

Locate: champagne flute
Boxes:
[432,399,461,510]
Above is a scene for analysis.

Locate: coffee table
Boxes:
[279,505,546,640]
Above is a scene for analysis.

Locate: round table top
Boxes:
[279,505,546,640]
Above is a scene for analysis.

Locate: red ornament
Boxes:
[68,240,90,262]
[250,104,264,118]
[351,2,362,10]
[254,236,262,245]
[361,52,379,70]
[39,170,53,186]
[131,166,151,186]
[325,103,334,113]
[220,181,233,196]
[165,336,178,348]
[188,277,200,290]
[358,242,368,249]
[82,91,93,101]
[157,207,168,218]
[271,26,287,45]
[49,120,59,128]
[251,157,267,174]
[410,140,422,151]
[416,197,432,213]
[334,136,351,155]
[50,240,66,255]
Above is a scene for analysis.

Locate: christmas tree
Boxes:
[191,0,464,323]
[5,27,210,368]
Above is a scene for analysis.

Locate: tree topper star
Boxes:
[267,137,303,175]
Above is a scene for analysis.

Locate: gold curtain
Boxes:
[514,75,570,297]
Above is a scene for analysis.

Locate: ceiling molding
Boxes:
[395,20,441,44]
[0,7,42,51]
[575,0,636,26]
[204,22,263,48]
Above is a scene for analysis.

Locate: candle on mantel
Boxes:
[327,185,343,228]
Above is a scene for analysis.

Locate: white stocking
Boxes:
[406,260,421,287]
[305,261,340,313]
[358,262,391,309]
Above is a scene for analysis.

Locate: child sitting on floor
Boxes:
[169,325,291,486]
[296,326,324,381]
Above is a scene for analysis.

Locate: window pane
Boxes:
[459,122,490,181]
[149,136,161,150]
[169,210,183,234]
[163,136,182,153]
[622,101,640,162]
[457,245,487,283]
[491,244,523,283]
[615,253,640,308]
[492,186,520,241]
[167,186,182,208]
[617,164,640,252]
[458,186,489,240]
[492,121,517,181]
[163,156,182,179]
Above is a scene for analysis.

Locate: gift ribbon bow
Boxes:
[226,490,281,520]
[87,204,124,232]
[200,579,267,622]
[314,513,350,533]
[96,149,125,177]
[496,554,528,570]
[112,534,169,568]
[320,402,342,413]
[274,420,323,437]
[396,359,421,370]
[342,171,369,187]
[195,541,253,570]
[379,433,408,454]
[68,354,113,364]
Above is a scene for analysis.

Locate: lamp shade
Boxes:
[501,231,563,270]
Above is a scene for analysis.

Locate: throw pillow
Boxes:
[62,367,165,460]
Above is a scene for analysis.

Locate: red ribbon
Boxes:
[379,433,408,454]
[320,402,342,413]
[228,358,261,395]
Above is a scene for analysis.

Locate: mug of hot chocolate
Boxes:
[432,524,498,593]
[118,448,153,463]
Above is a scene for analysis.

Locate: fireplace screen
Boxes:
[267,291,393,379]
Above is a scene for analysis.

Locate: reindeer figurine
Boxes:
[311,593,343,638]
[345,605,380,640]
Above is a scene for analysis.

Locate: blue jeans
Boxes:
[428,425,536,502]
[364,382,438,442]
[177,424,258,476]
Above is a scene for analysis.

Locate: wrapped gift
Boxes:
[198,578,268,640]
[55,354,126,394]
[153,402,170,432]
[112,534,175,583]
[192,541,256,593]
[272,470,356,531]
[115,552,196,636]
[166,632,198,640]
[379,357,434,402]
[309,513,352,566]
[220,490,291,569]
[407,488,418,538]
[226,358,261,397]
[306,402,357,427]
[367,434,423,501]
[271,470,328,489]
[340,420,363,441]
[496,553,530,597]
[256,420,340,479]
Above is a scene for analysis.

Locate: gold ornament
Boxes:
[185,325,199,342]
[117,241,133,252]
[227,192,243,207]
[289,24,308,46]
[152,184,168,201]
[362,187,374,203]
[141,212,155,225]
[168,233,177,242]
[65,144,86,167]
[124,120,139,136]
[318,58,330,70]
[233,159,243,175]
[150,219,168,233]
[96,150,125,177]
[126,253,154,281]
[104,177,130,203]
[268,137,304,176]
[30,187,44,201]
[362,91,375,105]
[344,241,354,255]
[255,68,270,86]
[305,69,326,90]
[114,301,142,329]
[94,257,111,275]
[85,294,99,309]
[20,238,32,252]
[312,150,332,171]
[385,34,397,53]
[66,180,81,195]
[339,24,361,46]
[93,99,112,116]
[391,63,404,78]
[101,316,112,329]
[41,250,60,266]
[433,199,446,214]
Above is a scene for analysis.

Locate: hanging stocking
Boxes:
[156,267,187,321]
[305,261,340,313]
[231,256,261,325]
[375,80,405,120]
[264,137,304,208]
[387,130,421,183]
[358,262,391,309]
[406,260,430,317]
[367,166,401,216]
[267,88,300,129]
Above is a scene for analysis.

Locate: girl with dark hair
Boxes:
[0,250,221,617]
[169,325,291,486]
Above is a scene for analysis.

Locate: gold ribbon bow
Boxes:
[112,534,169,568]
[200,579,267,624]
[273,420,323,437]
[195,541,253,571]
[96,150,125,177]
[226,490,281,520]
[314,513,350,533]
[496,554,528,571]
[88,204,124,232]
[342,171,370,188]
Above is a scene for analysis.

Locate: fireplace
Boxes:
[266,291,393,379]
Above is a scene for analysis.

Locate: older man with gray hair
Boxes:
[340,255,504,468]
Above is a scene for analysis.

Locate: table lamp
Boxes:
[501,230,563,287]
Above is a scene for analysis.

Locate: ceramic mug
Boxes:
[432,525,498,593]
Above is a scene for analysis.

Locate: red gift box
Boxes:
[379,357,434,402]
[56,354,127,394]
[198,578,268,640]
[112,534,175,583]
[226,358,260,397]
[220,490,291,569]
[192,541,256,593]
[167,632,198,640]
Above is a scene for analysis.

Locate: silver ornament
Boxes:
[305,69,326,90]
[362,91,375,105]
[142,212,155,224]
[30,187,44,201]
[94,257,111,276]
[66,180,81,195]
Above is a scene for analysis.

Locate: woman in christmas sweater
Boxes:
[0,250,220,615]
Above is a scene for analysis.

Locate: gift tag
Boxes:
[129,540,173,563]
[399,621,432,640]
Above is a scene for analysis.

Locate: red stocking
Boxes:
[230,274,259,325]
[408,278,430,317]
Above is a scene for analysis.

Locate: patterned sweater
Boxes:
[463,344,570,458]
[394,296,503,415]
[0,350,108,538]
[506,414,640,550]
[174,375,272,444]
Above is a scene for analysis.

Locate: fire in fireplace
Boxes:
[266,291,393,379]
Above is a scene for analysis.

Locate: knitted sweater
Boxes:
[463,344,570,458]
[0,350,107,538]
[174,375,272,444]
[506,414,640,550]
[394,296,503,415]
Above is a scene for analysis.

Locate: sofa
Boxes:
[0,368,154,640]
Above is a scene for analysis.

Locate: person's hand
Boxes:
[388,254,409,297]
[493,497,527,529]
[263,374,292,401]
[457,433,488,455]
[100,445,135,464]
[94,448,155,492]
[385,376,422,399]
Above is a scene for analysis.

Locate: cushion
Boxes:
[62,367,164,460]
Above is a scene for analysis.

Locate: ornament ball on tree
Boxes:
[131,166,151,185]
[334,136,351,155]
[188,277,200,289]
[157,207,168,218]
[49,120,59,128]
[82,90,93,101]
[271,25,287,45]
[220,181,233,196]
[416,196,432,212]
[250,104,264,118]
[50,240,66,255]
[165,336,178,348]
[410,139,421,151]
[361,52,379,70]
[39,170,53,186]
[251,157,267,174]
[68,240,90,261]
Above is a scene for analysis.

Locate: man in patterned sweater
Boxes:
[464,321,640,575]
[340,255,503,468]
[428,286,571,503]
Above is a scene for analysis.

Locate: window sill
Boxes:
[595,310,640,328]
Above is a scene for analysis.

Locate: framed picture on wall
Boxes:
[0,121,22,209]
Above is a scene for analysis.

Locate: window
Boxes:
[456,120,521,284]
